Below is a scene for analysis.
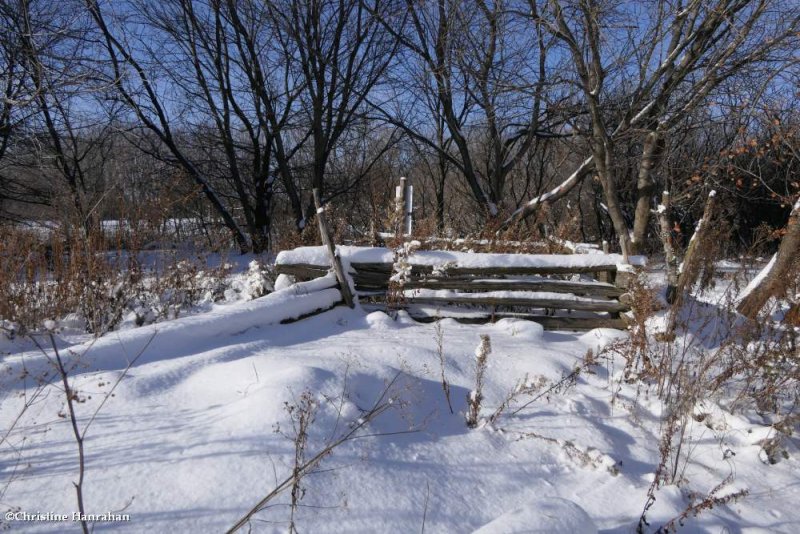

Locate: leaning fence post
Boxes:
[312,188,355,308]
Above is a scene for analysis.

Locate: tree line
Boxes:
[1,0,798,253]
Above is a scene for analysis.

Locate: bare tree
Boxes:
[0,0,105,226]
[521,0,800,256]
[132,0,287,252]
[263,0,402,227]
[373,0,568,221]
[84,0,252,251]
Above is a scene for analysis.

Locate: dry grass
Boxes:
[0,225,236,336]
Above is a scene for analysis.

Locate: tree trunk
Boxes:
[631,130,660,254]
[593,144,631,261]
[250,179,273,253]
[664,191,717,334]
[737,199,800,320]
[657,191,679,304]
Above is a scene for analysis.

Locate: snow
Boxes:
[277,246,647,269]
[2,270,799,533]
[503,156,594,225]
[404,288,618,305]
[274,273,295,291]
[472,496,597,533]
[548,238,603,254]
[738,253,777,303]
[629,100,657,127]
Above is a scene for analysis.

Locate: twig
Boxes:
[28,330,155,534]
[434,323,453,414]
[507,367,581,418]
[227,373,404,533]
[420,480,430,534]
[30,334,89,534]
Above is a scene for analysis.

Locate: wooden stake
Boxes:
[598,240,610,282]
[312,189,354,308]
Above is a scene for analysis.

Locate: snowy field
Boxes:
[1,268,799,533]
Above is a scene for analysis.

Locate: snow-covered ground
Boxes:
[1,268,799,533]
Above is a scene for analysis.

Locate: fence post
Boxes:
[405,178,413,236]
[395,177,406,237]
[312,188,355,308]
[598,240,610,283]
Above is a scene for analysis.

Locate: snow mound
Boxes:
[365,311,399,330]
[493,318,544,340]
[472,496,597,534]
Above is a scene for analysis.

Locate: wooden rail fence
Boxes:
[275,245,645,331]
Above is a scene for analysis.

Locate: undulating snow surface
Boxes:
[1,286,799,533]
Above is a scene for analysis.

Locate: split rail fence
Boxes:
[275,245,644,331]
[274,185,644,331]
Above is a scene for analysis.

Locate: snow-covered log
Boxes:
[737,198,800,320]
[276,245,645,274]
[404,289,629,313]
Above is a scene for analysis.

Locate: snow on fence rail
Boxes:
[275,245,646,331]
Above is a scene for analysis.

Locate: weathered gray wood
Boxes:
[276,244,639,329]
[395,177,406,237]
[351,272,392,282]
[280,265,625,300]
[278,260,623,278]
[402,278,623,297]
[354,293,386,300]
[275,263,329,280]
[403,310,627,330]
[350,262,618,276]
[598,241,610,283]
[406,294,629,312]
[404,177,413,236]
[280,299,343,324]
[313,189,354,308]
